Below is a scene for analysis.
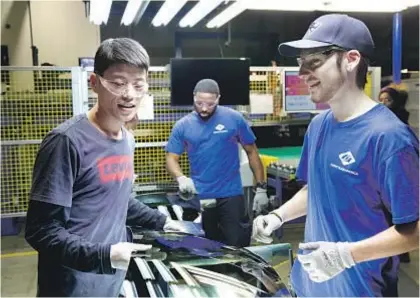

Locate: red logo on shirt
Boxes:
[97,155,133,183]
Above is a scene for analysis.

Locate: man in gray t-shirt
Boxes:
[25,38,184,297]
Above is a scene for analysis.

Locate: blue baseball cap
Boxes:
[278,14,375,58]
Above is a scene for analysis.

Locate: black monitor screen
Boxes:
[170,58,250,106]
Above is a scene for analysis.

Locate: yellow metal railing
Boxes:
[0,66,379,216]
[1,67,75,216]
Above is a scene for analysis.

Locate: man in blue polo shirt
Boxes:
[252,14,419,297]
[166,79,268,247]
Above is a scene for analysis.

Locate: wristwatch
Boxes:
[255,181,267,190]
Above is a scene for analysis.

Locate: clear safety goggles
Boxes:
[193,96,219,108]
[297,46,346,72]
[97,75,149,98]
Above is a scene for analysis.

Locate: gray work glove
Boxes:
[176,176,197,200]
[110,242,152,270]
[163,218,188,233]
[252,187,269,214]
[252,213,283,244]
[297,241,356,283]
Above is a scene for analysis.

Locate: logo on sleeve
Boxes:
[97,155,134,183]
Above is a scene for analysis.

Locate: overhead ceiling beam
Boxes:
[247,0,316,11]
[318,0,415,13]
[206,0,418,29]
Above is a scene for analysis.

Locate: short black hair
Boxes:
[381,87,408,109]
[380,87,400,101]
[355,56,369,90]
[94,38,150,76]
[193,79,220,95]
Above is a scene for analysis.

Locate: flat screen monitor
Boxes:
[78,57,94,68]
[170,58,250,106]
[282,68,330,113]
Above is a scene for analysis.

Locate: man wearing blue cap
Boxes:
[252,14,419,297]
[166,78,269,247]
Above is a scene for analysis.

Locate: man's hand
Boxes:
[253,188,269,214]
[110,242,152,270]
[193,214,202,223]
[252,213,283,244]
[297,241,356,283]
[176,176,197,200]
[163,218,188,233]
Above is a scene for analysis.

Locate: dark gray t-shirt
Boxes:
[27,113,155,296]
[32,113,134,244]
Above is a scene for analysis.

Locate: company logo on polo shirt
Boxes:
[213,124,228,134]
[338,151,356,166]
[329,151,359,176]
[97,155,134,183]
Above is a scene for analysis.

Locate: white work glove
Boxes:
[252,188,269,214]
[252,213,283,244]
[297,241,356,283]
[163,217,188,233]
[193,214,202,223]
[110,242,152,270]
[176,176,197,196]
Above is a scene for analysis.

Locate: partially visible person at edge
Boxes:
[379,86,410,125]
[379,86,412,264]
[25,38,185,297]
[252,14,419,297]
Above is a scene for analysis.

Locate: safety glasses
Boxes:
[193,96,219,108]
[297,46,347,72]
[96,74,149,98]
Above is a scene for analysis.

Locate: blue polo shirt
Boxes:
[291,104,419,297]
[166,106,256,199]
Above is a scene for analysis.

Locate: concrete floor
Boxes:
[1,223,418,297]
